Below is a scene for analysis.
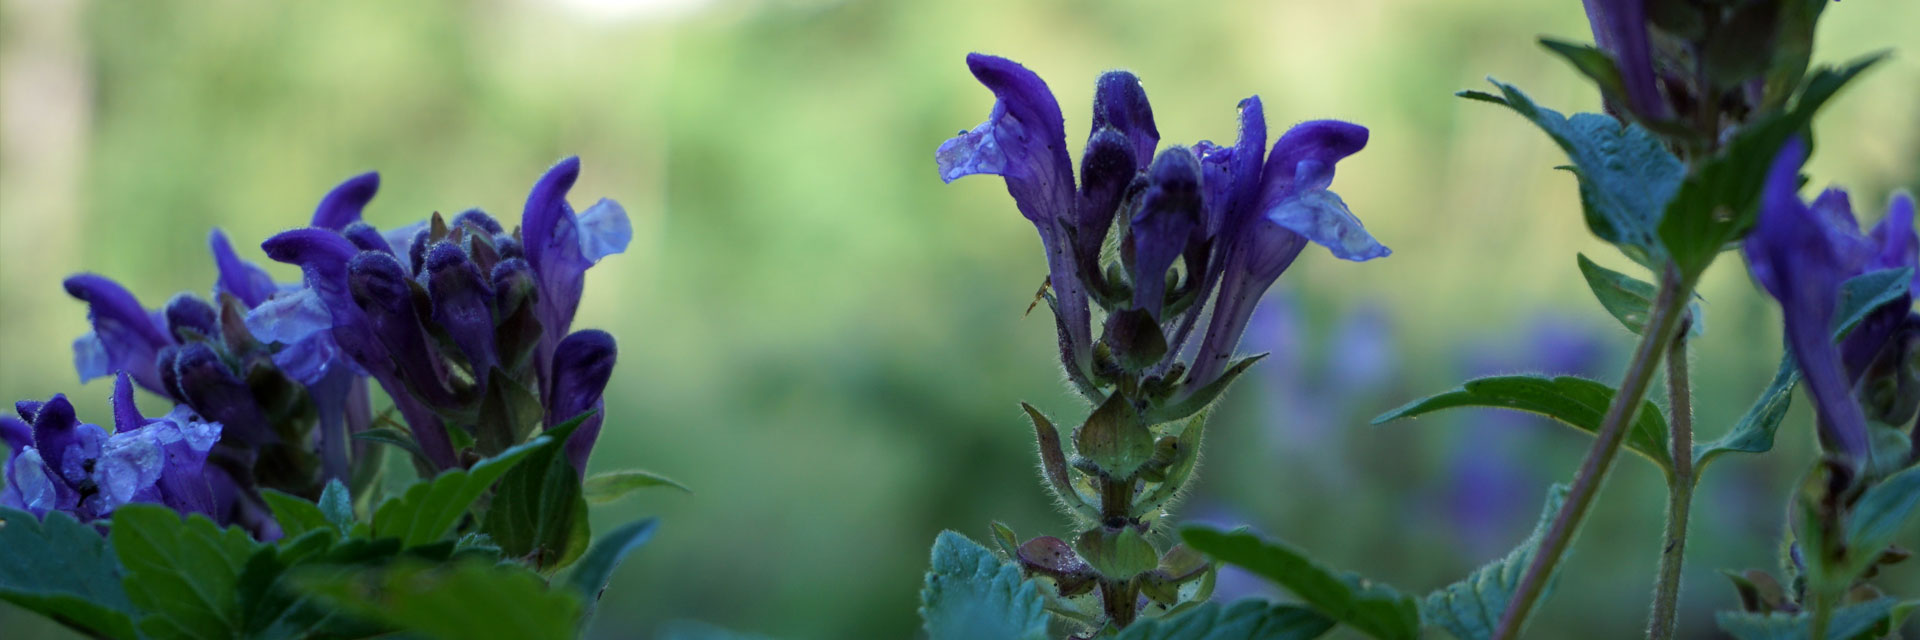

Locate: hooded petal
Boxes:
[310,171,380,231]
[1254,121,1387,262]
[64,274,171,392]
[209,229,278,308]
[547,330,616,473]
[1199,96,1269,239]
[1091,70,1160,169]
[936,54,1076,230]
[423,241,499,377]
[1743,138,1870,462]
[1071,128,1136,266]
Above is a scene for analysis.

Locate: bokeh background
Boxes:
[3,0,1917,637]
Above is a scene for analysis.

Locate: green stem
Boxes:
[1493,264,1693,639]
[1096,473,1141,628]
[1809,591,1833,640]
[1647,324,1695,640]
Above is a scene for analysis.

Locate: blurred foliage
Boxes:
[1,0,1916,638]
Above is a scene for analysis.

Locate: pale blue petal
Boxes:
[382,220,426,261]
[94,432,163,509]
[936,117,1010,184]
[1265,189,1390,261]
[245,288,333,345]
[11,447,58,513]
[576,198,633,262]
[72,331,112,383]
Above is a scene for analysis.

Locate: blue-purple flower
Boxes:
[936,53,1387,403]
[262,157,630,473]
[1745,137,1919,466]
[1578,0,1672,122]
[3,373,229,526]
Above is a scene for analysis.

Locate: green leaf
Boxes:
[657,619,781,640]
[1659,54,1885,281]
[0,507,139,640]
[1075,392,1155,478]
[317,479,354,534]
[235,530,385,640]
[1537,39,1629,111]
[1693,267,1913,471]
[582,469,692,504]
[1422,484,1570,640]
[482,414,593,571]
[919,531,1049,640]
[370,430,548,547]
[296,561,584,640]
[1468,79,1683,266]
[1575,254,1704,337]
[1115,598,1335,640]
[1715,597,1905,640]
[1695,355,1797,472]
[565,517,658,623]
[1148,354,1266,423]
[351,427,433,468]
[1181,527,1420,640]
[111,504,262,640]
[1135,408,1210,515]
[1845,465,1920,568]
[1373,375,1673,473]
[259,489,335,544]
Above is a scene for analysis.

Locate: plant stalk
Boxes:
[1493,264,1693,639]
[1647,322,1695,640]
[1096,472,1141,628]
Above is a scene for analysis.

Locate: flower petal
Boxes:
[1265,188,1390,262]
[548,330,616,473]
[209,229,277,308]
[1091,70,1160,169]
[1199,96,1268,239]
[576,198,634,262]
[310,171,381,231]
[1130,147,1204,315]
[244,287,333,346]
[1580,0,1670,120]
[63,274,171,392]
[937,54,1075,228]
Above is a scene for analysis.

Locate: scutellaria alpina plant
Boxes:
[918,1,1920,638]
[919,52,1389,637]
[0,158,686,640]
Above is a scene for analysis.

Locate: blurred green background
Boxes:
[2,0,1917,637]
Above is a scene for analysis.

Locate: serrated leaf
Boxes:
[1693,267,1913,471]
[919,531,1049,640]
[370,431,548,548]
[1470,79,1683,267]
[1422,484,1570,640]
[260,489,335,544]
[295,561,583,640]
[1181,527,1420,640]
[582,469,691,504]
[0,507,139,640]
[111,504,262,640]
[565,517,658,624]
[482,414,592,571]
[1659,54,1885,281]
[235,530,385,639]
[1115,598,1334,640]
[1575,254,1704,337]
[1715,597,1904,640]
[1373,375,1673,472]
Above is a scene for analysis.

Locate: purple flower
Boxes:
[1744,138,1919,464]
[937,54,1387,402]
[2,373,231,527]
[262,158,629,472]
[1579,0,1672,122]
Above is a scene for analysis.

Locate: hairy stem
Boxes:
[1647,324,1695,640]
[1096,473,1141,628]
[1493,264,1692,639]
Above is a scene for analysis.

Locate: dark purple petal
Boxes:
[264,229,393,383]
[936,54,1075,230]
[171,343,275,449]
[348,251,455,408]
[423,242,498,377]
[162,293,218,343]
[310,171,380,231]
[209,229,277,308]
[1130,147,1204,317]
[548,330,616,473]
[1868,193,1917,285]
[1254,121,1386,262]
[64,274,170,393]
[111,372,149,433]
[1090,70,1159,169]
[1200,96,1269,240]
[521,158,591,380]
[1580,0,1671,120]
[1072,128,1136,265]
[452,209,504,235]
[0,415,28,452]
[522,156,582,272]
[29,395,98,488]
[342,222,395,255]
[1744,138,1870,462]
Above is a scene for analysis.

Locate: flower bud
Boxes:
[163,293,219,342]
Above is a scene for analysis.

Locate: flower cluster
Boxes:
[9,157,629,536]
[1745,137,1918,469]
[938,53,1388,408]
